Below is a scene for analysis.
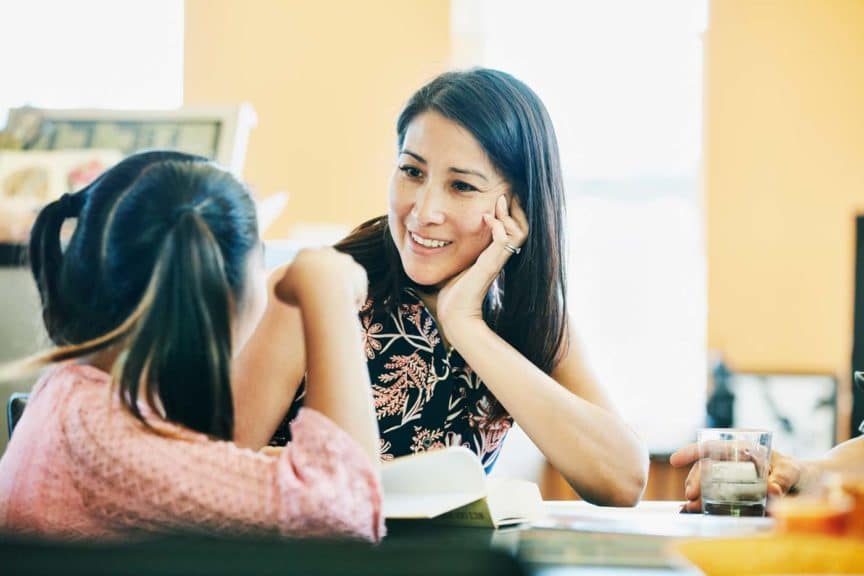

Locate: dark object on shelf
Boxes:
[706,358,734,428]
[853,216,864,438]
[850,215,864,438]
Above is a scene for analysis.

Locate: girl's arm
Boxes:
[273,248,380,465]
[231,264,306,449]
[62,390,383,540]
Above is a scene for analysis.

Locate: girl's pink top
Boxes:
[0,364,384,542]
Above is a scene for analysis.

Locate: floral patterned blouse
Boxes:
[270,289,514,472]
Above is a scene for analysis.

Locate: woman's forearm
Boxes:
[447,318,648,506]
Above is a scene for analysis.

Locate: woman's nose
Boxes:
[411,186,446,226]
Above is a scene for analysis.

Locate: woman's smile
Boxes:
[408,231,453,252]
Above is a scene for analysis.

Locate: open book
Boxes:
[382,446,543,528]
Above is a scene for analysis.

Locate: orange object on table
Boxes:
[770,497,851,536]
[674,534,864,576]
[841,476,864,538]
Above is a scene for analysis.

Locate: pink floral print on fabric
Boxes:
[272,289,513,472]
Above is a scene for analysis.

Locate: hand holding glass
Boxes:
[698,428,773,517]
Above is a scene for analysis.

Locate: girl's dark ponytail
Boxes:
[29,192,85,343]
[121,208,235,440]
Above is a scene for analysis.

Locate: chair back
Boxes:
[7,392,28,439]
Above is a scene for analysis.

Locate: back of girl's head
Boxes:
[396,68,568,373]
[29,150,259,439]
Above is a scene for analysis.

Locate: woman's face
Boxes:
[388,111,511,288]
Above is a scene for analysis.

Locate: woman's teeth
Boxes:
[411,232,451,248]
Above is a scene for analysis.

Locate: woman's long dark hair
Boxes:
[26,150,258,440]
[337,68,569,373]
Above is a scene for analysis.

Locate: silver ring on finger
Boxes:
[504,243,521,255]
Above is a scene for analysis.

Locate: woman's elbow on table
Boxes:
[616,442,651,507]
[578,445,649,507]
[610,466,649,507]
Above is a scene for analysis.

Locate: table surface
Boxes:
[385,500,774,576]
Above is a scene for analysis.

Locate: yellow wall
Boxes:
[184,0,451,238]
[184,0,864,432]
[706,0,864,432]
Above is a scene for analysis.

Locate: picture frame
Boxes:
[0,149,125,244]
[729,371,837,460]
[6,104,257,175]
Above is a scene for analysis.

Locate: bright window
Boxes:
[0,0,183,123]
[462,0,708,457]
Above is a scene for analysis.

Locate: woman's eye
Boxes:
[399,165,423,179]
[452,180,477,193]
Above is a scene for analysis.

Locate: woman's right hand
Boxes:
[273,247,368,310]
[670,443,805,512]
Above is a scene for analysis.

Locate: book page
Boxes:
[382,447,487,519]
[384,492,485,519]
[381,447,543,525]
[485,478,544,527]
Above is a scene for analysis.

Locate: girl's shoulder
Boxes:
[29,362,109,407]
[37,363,200,445]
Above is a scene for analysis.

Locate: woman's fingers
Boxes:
[681,498,703,514]
[768,453,801,495]
[487,195,528,255]
[495,195,528,245]
[684,460,702,500]
[479,214,514,278]
[474,195,530,280]
[679,460,704,513]
[506,195,529,239]
[483,212,509,244]
[670,443,700,467]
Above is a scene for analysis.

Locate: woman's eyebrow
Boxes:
[400,149,426,164]
[449,167,488,182]
[400,149,488,181]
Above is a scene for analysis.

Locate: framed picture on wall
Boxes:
[729,372,837,460]
[1,105,257,245]
[0,149,125,243]
[6,104,257,175]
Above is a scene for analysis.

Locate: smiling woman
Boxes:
[233,69,649,506]
[389,111,516,292]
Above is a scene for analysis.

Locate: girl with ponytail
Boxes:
[0,151,383,541]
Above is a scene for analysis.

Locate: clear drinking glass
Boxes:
[698,428,773,517]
